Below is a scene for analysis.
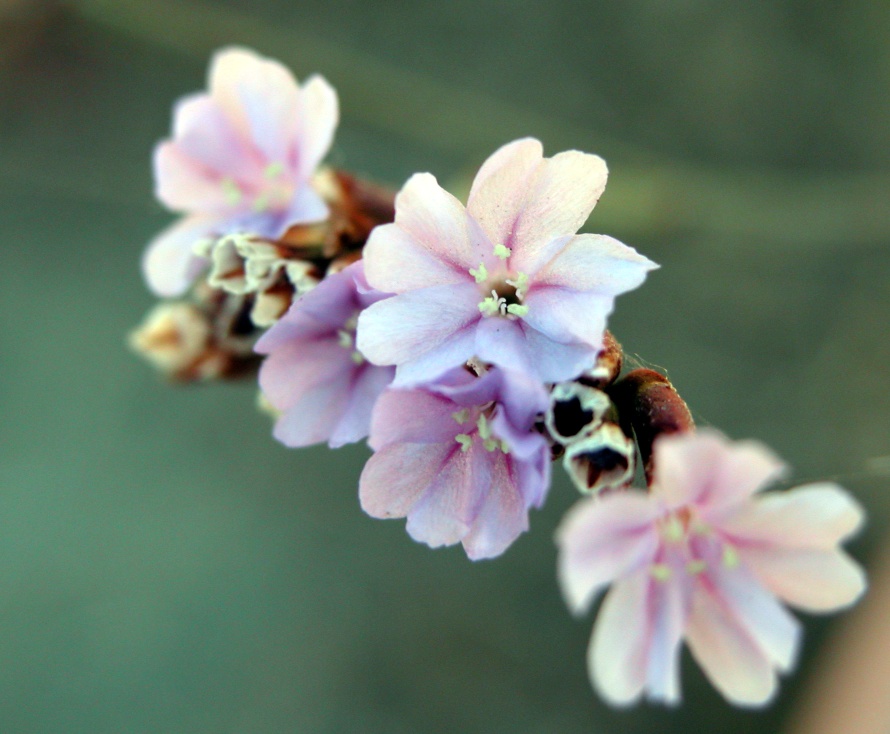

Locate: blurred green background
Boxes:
[1,1,889,732]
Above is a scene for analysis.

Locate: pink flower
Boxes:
[356,138,657,385]
[143,47,339,297]
[556,429,866,707]
[255,261,394,448]
[360,366,551,560]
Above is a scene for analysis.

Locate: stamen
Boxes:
[506,304,528,317]
[686,559,706,575]
[350,351,365,365]
[476,414,492,440]
[478,293,506,317]
[455,434,473,452]
[264,161,285,178]
[722,545,739,569]
[252,193,270,212]
[337,329,353,349]
[505,272,529,299]
[661,515,685,542]
[469,263,488,283]
[494,243,512,260]
[650,563,672,581]
[452,409,470,425]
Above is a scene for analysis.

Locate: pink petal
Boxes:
[532,234,658,294]
[356,282,480,372]
[653,430,786,510]
[556,493,660,615]
[208,46,300,163]
[271,365,353,447]
[362,223,468,294]
[738,546,866,613]
[360,441,456,519]
[259,338,351,412]
[461,453,530,560]
[327,364,394,448]
[720,483,864,549]
[522,328,599,382]
[296,74,339,177]
[522,285,612,346]
[474,318,536,377]
[467,142,609,274]
[368,388,467,450]
[405,441,492,548]
[388,172,494,273]
[280,184,329,228]
[141,214,216,297]
[153,142,234,214]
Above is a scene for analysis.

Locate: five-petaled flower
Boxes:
[360,365,551,560]
[255,261,394,448]
[356,138,658,386]
[143,46,339,297]
[556,429,866,707]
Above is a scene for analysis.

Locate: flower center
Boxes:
[649,508,739,581]
[219,162,296,213]
[471,244,530,320]
[452,406,510,454]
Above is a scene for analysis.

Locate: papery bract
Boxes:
[143,46,339,297]
[255,261,394,448]
[556,429,866,707]
[360,366,551,560]
[356,138,658,385]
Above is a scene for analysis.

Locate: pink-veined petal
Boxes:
[461,452,528,560]
[387,172,493,273]
[208,46,301,163]
[533,233,658,293]
[556,493,660,615]
[141,214,216,297]
[360,441,455,519]
[368,388,466,450]
[356,282,480,368]
[327,364,394,448]
[362,222,468,293]
[259,338,351,412]
[153,142,234,214]
[738,546,866,613]
[296,74,339,177]
[720,483,865,550]
[271,366,353,447]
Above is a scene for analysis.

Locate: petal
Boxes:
[390,328,478,387]
[532,234,658,294]
[296,74,339,176]
[522,285,612,346]
[271,364,354,447]
[279,184,329,229]
[522,328,598,382]
[589,568,690,707]
[738,546,866,613]
[360,441,455,519]
[153,141,234,214]
[405,441,492,548]
[390,173,493,273]
[685,566,801,707]
[461,452,528,560]
[556,493,660,615]
[208,46,301,163]
[362,222,468,294]
[356,282,480,369]
[474,318,536,378]
[141,214,215,297]
[652,430,787,510]
[327,364,394,448]
[368,388,465,450]
[720,483,865,549]
[259,338,351,412]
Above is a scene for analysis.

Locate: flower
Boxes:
[360,365,551,560]
[255,261,394,448]
[143,46,339,297]
[556,429,866,707]
[356,138,658,386]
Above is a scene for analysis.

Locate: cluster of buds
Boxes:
[130,47,867,709]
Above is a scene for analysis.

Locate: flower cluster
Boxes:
[130,47,867,709]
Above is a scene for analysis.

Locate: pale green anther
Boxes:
[455,434,473,452]
[493,243,511,260]
[221,177,242,205]
[662,515,685,542]
[350,351,365,365]
[469,263,488,283]
[686,559,707,575]
[650,564,672,581]
[264,161,285,178]
[252,193,270,212]
[478,295,503,317]
[506,303,529,318]
[505,272,529,299]
[337,329,353,349]
[476,414,492,440]
[722,545,740,569]
[500,439,510,454]
[452,409,470,425]
[483,438,499,452]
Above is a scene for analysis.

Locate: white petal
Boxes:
[141,214,216,297]
[297,74,339,176]
[522,285,611,346]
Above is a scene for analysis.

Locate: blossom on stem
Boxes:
[360,366,551,560]
[255,261,394,448]
[143,46,338,297]
[556,429,866,707]
[356,138,657,386]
